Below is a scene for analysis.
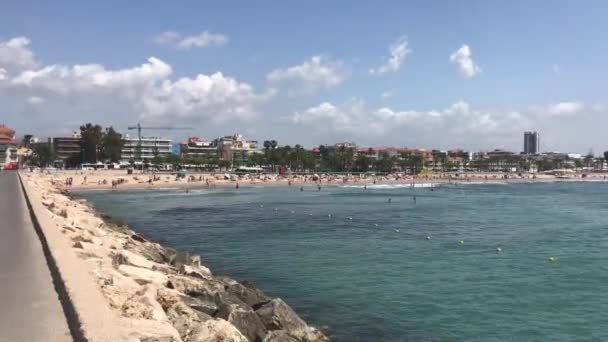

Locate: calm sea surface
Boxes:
[78,182,608,341]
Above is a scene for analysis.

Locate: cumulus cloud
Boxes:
[138,72,274,123]
[293,100,528,138]
[267,55,347,92]
[449,44,481,78]
[154,31,228,49]
[0,36,36,68]
[11,57,172,96]
[552,63,561,75]
[27,96,45,104]
[370,36,411,75]
[2,36,270,126]
[381,90,393,99]
[533,101,585,116]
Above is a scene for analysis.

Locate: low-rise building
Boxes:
[180,137,218,159]
[180,133,259,166]
[50,132,81,167]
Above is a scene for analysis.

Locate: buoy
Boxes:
[348,217,353,220]
[273,208,278,211]
[260,204,264,208]
[290,210,295,214]
[426,236,431,240]
[309,213,313,216]
[459,240,464,245]
[395,229,400,233]
[549,256,555,262]
[496,247,502,254]
[373,223,379,227]
[327,214,332,218]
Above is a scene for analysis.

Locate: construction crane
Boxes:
[127,123,190,161]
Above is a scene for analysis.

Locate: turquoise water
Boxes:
[78,182,608,341]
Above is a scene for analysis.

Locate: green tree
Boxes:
[31,143,55,167]
[79,123,104,163]
[22,134,33,148]
[101,127,123,163]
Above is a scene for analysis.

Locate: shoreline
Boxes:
[21,170,329,342]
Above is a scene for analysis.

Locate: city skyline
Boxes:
[2,1,608,153]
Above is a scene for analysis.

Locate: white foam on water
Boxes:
[342,183,436,189]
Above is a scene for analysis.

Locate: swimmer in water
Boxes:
[413,195,416,204]
[388,198,392,204]
[318,185,321,191]
[300,186,304,192]
[364,184,367,190]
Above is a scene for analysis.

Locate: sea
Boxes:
[77,181,608,341]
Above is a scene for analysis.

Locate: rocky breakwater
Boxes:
[24,172,328,342]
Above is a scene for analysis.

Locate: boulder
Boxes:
[113,250,156,269]
[118,264,168,285]
[178,264,211,279]
[125,241,170,264]
[166,274,224,296]
[227,281,271,309]
[263,330,299,342]
[189,319,248,342]
[217,303,266,342]
[157,288,212,340]
[178,294,218,316]
[121,285,167,321]
[255,299,327,341]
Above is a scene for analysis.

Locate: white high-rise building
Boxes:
[121,134,172,161]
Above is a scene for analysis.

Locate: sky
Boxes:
[1,0,607,153]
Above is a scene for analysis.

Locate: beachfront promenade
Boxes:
[0,172,71,341]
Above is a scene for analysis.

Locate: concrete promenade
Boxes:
[0,172,71,341]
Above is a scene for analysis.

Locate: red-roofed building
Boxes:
[0,124,18,166]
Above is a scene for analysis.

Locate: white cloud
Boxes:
[544,101,584,116]
[293,100,528,138]
[449,44,481,78]
[552,63,561,75]
[154,31,228,49]
[0,68,6,80]
[267,55,347,92]
[4,38,271,126]
[381,90,393,99]
[0,36,36,68]
[11,57,172,96]
[27,96,44,104]
[370,36,411,75]
[138,72,273,123]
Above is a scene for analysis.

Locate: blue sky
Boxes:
[1,0,607,153]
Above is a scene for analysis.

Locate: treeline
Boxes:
[26,123,124,167]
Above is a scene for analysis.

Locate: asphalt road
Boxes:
[0,172,71,341]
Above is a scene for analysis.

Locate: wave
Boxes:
[342,183,437,189]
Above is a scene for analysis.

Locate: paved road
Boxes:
[0,172,71,341]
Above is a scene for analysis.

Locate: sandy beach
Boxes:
[43,169,608,192]
[20,170,328,342]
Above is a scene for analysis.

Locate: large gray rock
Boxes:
[263,330,299,342]
[166,274,225,296]
[217,303,266,342]
[227,281,271,309]
[255,299,327,342]
[178,294,218,316]
[189,319,248,342]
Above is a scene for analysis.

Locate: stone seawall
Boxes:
[20,172,328,342]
